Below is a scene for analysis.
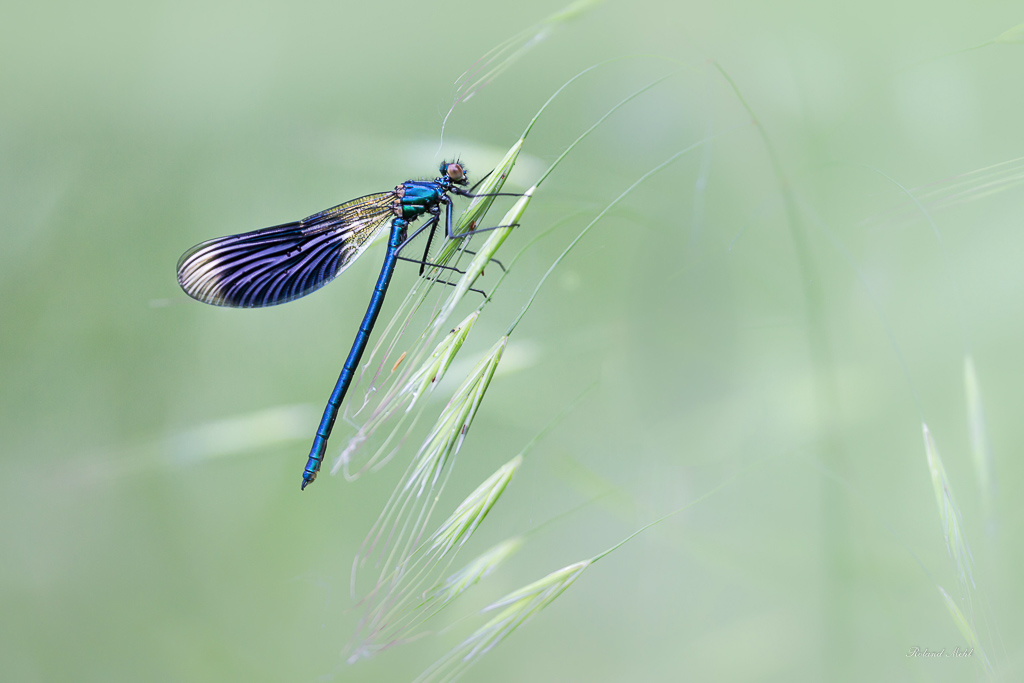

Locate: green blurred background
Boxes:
[2,1,1022,680]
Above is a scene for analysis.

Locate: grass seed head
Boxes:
[938,585,992,671]
[453,139,523,237]
[404,311,479,410]
[436,189,535,327]
[407,337,508,496]
[963,355,996,524]
[994,22,1024,43]
[426,537,524,606]
[922,423,975,588]
[465,559,590,660]
[414,559,590,682]
[428,455,522,556]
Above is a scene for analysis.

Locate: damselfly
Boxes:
[177,162,505,490]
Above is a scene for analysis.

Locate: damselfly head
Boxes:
[441,161,469,186]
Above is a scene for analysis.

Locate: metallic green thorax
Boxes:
[395,177,456,220]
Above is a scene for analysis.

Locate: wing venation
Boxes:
[176,192,395,308]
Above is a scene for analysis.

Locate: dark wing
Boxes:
[176,192,397,308]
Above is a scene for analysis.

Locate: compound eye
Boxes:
[446,163,467,184]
